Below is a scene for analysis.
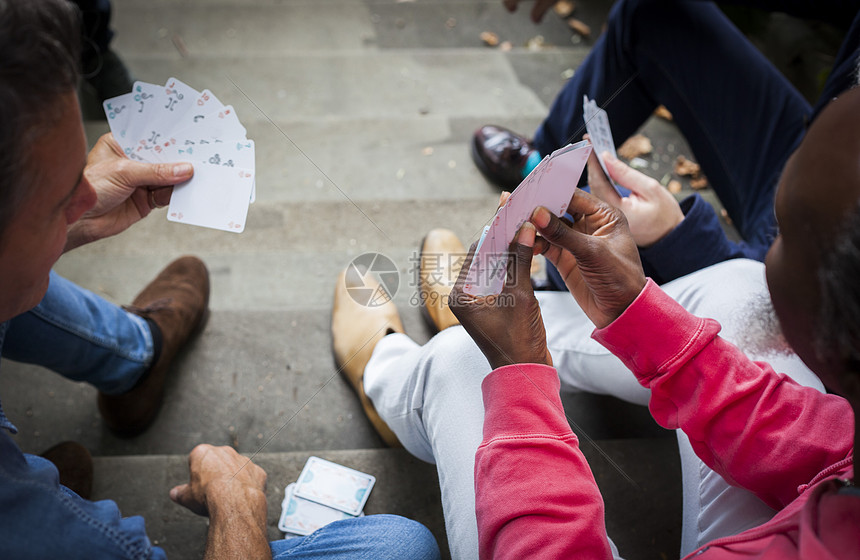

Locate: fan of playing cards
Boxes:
[103,78,255,233]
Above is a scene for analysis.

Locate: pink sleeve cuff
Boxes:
[592,279,720,386]
[481,363,573,440]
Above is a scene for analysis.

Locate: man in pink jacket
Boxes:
[333,62,859,560]
[446,86,860,557]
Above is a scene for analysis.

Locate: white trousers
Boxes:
[363,259,824,559]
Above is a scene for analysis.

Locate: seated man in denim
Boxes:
[0,2,439,559]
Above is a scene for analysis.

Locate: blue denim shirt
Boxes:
[0,321,167,559]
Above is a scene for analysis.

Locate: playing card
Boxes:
[121,81,166,152]
[103,93,134,145]
[163,89,224,135]
[169,105,246,144]
[167,165,254,233]
[464,140,592,296]
[162,77,200,123]
[294,457,375,516]
[278,483,360,536]
[583,95,621,194]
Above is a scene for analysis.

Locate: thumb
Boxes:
[121,160,194,189]
[587,151,623,207]
[169,484,189,505]
[506,222,536,294]
[603,153,656,197]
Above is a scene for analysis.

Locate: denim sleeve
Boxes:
[639,194,768,285]
[0,430,166,560]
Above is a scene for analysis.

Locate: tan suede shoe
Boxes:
[98,256,210,438]
[420,228,466,332]
[332,269,403,447]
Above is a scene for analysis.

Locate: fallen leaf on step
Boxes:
[526,35,546,50]
[674,155,700,177]
[445,17,457,29]
[720,208,732,225]
[690,176,709,190]
[500,41,513,51]
[554,0,576,18]
[568,18,591,38]
[617,134,653,159]
[667,180,682,194]
[480,31,500,46]
[654,105,673,121]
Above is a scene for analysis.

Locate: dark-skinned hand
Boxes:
[531,188,647,328]
[449,222,553,370]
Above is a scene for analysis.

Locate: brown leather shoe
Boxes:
[420,229,465,332]
[40,441,93,499]
[332,269,403,447]
[98,256,209,438]
[471,124,537,190]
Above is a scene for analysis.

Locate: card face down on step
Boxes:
[464,140,592,297]
[293,456,375,516]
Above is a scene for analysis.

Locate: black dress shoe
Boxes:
[471,125,537,190]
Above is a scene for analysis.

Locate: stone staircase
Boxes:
[12,0,843,557]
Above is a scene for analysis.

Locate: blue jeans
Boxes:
[2,271,154,395]
[270,515,440,559]
[533,0,860,287]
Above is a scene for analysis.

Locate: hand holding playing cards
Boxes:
[587,151,684,247]
[65,133,193,251]
[532,190,647,328]
[450,224,553,370]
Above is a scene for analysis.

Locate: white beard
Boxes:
[855,55,860,86]
[736,291,792,357]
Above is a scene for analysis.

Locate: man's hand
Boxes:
[502,0,560,23]
[170,445,271,560]
[65,133,194,251]
[531,189,647,328]
[170,444,267,517]
[449,223,552,370]
[588,151,684,247]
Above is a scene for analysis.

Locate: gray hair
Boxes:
[0,0,81,242]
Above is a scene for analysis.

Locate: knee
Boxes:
[421,326,489,385]
[357,515,442,560]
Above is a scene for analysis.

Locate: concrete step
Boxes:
[89,439,680,560]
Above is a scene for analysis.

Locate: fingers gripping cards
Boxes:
[103,78,256,233]
[464,140,592,296]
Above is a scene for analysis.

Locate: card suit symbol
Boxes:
[178,213,184,220]
[228,221,234,228]
[234,223,242,229]
[197,99,204,106]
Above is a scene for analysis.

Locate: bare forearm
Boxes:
[203,488,271,560]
